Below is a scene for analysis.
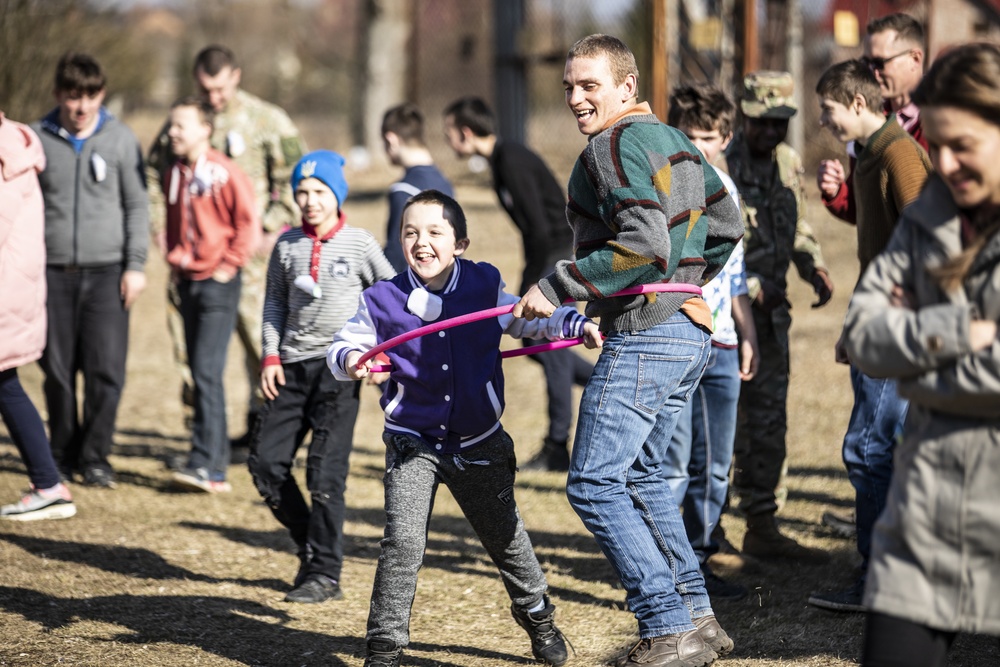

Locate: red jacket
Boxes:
[164,148,259,280]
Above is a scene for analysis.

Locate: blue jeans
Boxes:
[567,312,713,637]
[665,345,741,563]
[844,365,907,574]
[178,274,241,480]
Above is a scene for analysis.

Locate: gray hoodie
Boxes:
[32,108,148,271]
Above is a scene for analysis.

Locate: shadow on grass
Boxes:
[0,534,288,593]
[0,586,547,666]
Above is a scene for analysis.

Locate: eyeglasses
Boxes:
[861,50,912,71]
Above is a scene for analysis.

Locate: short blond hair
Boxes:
[567,34,638,90]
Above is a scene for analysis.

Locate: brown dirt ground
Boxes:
[2,136,998,666]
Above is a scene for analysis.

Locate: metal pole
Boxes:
[786,0,803,155]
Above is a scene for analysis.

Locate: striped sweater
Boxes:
[852,114,932,277]
[538,104,743,333]
[262,218,396,365]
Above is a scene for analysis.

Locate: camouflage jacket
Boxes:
[724,137,826,300]
[146,89,307,236]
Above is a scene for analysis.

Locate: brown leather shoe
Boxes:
[742,514,829,563]
[614,628,717,666]
[693,615,734,657]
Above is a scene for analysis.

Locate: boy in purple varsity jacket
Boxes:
[328,190,600,667]
[248,150,395,605]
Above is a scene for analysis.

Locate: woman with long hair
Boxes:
[843,42,1000,666]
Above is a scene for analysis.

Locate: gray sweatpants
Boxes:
[367,427,549,647]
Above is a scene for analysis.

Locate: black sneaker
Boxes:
[521,439,570,472]
[364,638,402,667]
[284,574,342,603]
[701,564,747,601]
[808,579,865,613]
[83,467,117,489]
[293,544,314,588]
[511,595,570,666]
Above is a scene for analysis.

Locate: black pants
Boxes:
[247,357,360,582]
[524,342,593,443]
[40,264,129,474]
[863,612,973,667]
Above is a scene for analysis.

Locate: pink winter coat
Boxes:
[0,113,47,371]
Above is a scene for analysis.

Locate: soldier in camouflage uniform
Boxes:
[724,71,834,562]
[147,45,306,449]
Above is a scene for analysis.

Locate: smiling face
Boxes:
[563,55,637,136]
[295,177,340,231]
[400,202,469,291]
[56,87,105,137]
[923,105,1000,210]
[167,104,212,161]
[818,95,865,144]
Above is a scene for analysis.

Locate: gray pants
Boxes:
[367,428,548,647]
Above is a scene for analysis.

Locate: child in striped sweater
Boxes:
[248,150,395,604]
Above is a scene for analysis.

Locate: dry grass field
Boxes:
[2,143,998,666]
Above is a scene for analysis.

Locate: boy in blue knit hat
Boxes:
[248,149,396,603]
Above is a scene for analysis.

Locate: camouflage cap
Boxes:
[741,70,797,119]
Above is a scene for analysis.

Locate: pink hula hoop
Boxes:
[358,282,702,370]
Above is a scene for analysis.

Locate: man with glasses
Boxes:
[817,13,927,224]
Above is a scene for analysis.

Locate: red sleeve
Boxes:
[822,155,858,224]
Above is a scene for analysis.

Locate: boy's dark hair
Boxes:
[667,83,735,137]
[567,34,638,89]
[193,45,238,76]
[443,97,495,138]
[402,189,468,241]
[382,103,426,145]
[867,13,924,48]
[171,95,216,129]
[816,60,884,111]
[54,52,106,95]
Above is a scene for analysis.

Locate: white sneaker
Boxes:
[1,484,76,521]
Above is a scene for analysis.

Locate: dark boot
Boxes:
[521,438,570,472]
[511,595,570,666]
[743,513,828,563]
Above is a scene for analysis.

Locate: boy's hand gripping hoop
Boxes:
[357,283,703,372]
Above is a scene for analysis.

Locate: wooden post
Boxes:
[651,0,669,122]
[743,0,759,75]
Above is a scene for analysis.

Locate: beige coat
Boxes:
[843,175,1000,634]
[0,114,47,372]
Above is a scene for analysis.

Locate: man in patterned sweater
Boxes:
[515,34,743,667]
[249,150,395,604]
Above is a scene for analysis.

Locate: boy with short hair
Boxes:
[329,190,599,667]
[380,103,453,273]
[163,97,259,492]
[665,83,759,602]
[249,149,396,603]
[809,59,931,612]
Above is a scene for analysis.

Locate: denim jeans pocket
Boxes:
[634,347,700,414]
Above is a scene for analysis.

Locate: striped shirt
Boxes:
[262,221,396,365]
